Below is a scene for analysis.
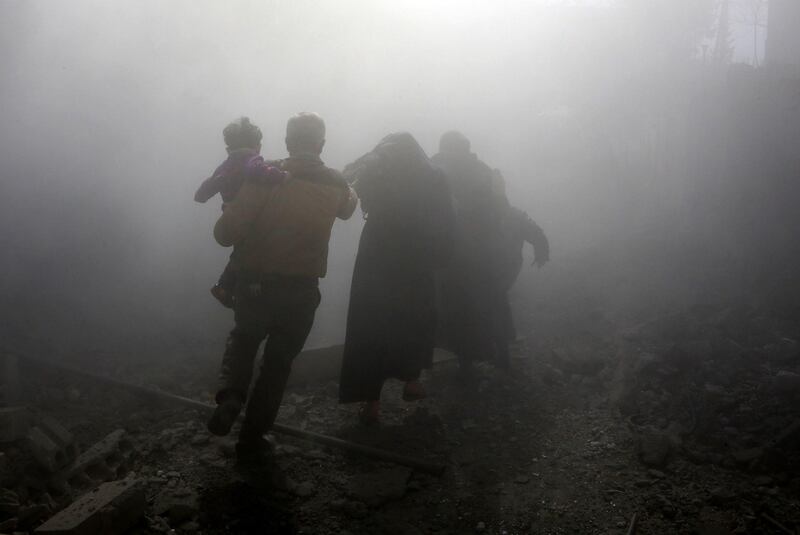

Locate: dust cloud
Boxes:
[1,0,797,365]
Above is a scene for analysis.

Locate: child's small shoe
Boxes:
[210,284,235,308]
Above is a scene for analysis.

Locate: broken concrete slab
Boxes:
[64,429,126,480]
[35,479,144,535]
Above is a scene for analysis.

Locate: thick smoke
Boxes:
[1,0,796,367]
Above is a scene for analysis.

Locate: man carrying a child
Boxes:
[199,113,357,475]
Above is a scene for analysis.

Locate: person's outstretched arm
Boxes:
[522,213,550,267]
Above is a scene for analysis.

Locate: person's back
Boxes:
[208,112,357,475]
[431,131,500,372]
[339,132,454,424]
[215,151,353,278]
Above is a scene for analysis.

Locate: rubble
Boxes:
[26,417,77,473]
[0,407,30,443]
[35,479,144,535]
[638,432,671,468]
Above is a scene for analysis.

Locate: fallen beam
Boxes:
[19,355,445,476]
[626,512,638,535]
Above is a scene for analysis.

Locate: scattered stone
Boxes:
[766,339,799,364]
[475,521,486,532]
[513,475,530,485]
[19,503,50,529]
[291,481,315,498]
[302,449,329,461]
[35,480,145,535]
[154,488,199,525]
[0,516,17,531]
[0,407,30,443]
[331,499,367,519]
[753,475,773,486]
[0,489,20,516]
[773,371,800,397]
[638,432,671,468]
[27,427,69,473]
[731,447,763,465]
[708,486,737,506]
[349,468,410,507]
[189,434,208,447]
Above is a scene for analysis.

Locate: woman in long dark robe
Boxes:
[338,133,454,424]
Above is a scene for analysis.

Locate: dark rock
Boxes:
[773,371,800,397]
[708,486,737,506]
[349,468,410,507]
[731,447,763,465]
[0,517,17,532]
[18,503,49,528]
[154,489,199,524]
[638,432,671,468]
[291,481,315,498]
[0,489,20,517]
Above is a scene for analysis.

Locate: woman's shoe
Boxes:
[402,380,426,402]
[359,401,380,426]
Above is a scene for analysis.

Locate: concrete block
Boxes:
[65,429,125,479]
[0,406,30,443]
[27,427,68,473]
[35,480,144,535]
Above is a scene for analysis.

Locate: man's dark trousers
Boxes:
[216,275,320,449]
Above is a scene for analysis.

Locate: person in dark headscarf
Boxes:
[339,132,454,424]
[432,131,502,376]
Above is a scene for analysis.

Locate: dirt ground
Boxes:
[4,257,800,534]
[8,319,800,534]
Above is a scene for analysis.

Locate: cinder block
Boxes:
[0,406,30,443]
[34,479,144,535]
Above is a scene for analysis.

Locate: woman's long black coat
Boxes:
[338,134,454,403]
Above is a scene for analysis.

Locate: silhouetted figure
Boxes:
[491,170,549,367]
[194,117,287,308]
[338,133,454,425]
[431,131,501,374]
[208,113,357,475]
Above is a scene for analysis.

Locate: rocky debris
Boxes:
[0,488,19,517]
[290,480,316,498]
[638,431,671,468]
[330,498,368,518]
[549,344,606,377]
[26,417,77,473]
[35,479,144,535]
[0,406,31,443]
[153,486,199,525]
[348,468,410,508]
[615,303,800,478]
[772,370,800,397]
